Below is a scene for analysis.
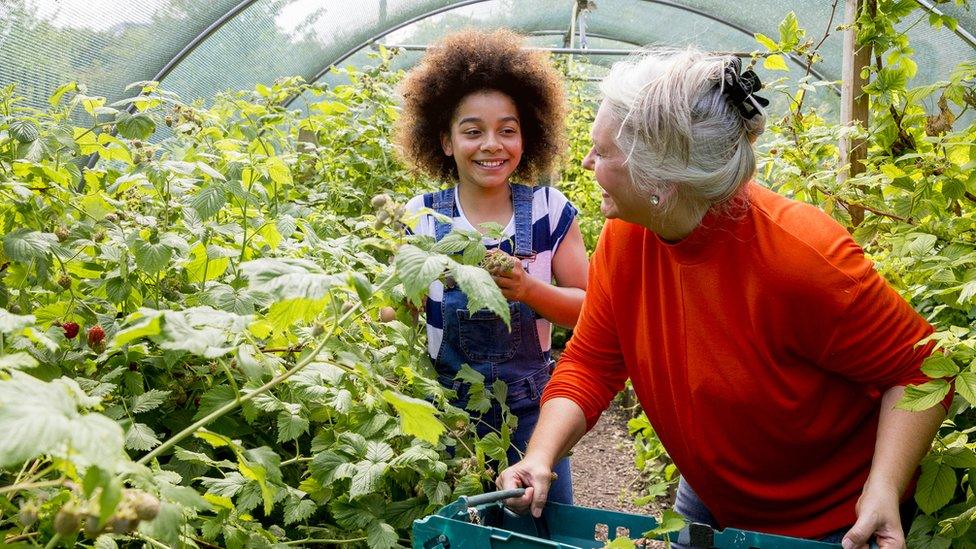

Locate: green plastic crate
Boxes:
[413,489,843,549]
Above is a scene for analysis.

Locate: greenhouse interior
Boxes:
[1,0,975,547]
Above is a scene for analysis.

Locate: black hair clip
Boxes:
[721,58,770,119]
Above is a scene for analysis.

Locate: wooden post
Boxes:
[837,0,872,226]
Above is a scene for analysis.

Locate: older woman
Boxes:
[497,48,946,549]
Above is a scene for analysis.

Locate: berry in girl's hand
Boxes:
[480,248,517,276]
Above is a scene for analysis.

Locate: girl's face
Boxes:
[441,91,523,191]
[583,100,644,222]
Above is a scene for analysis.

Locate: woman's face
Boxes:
[441,90,523,191]
[583,100,647,223]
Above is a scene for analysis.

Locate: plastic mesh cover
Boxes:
[0,0,242,109]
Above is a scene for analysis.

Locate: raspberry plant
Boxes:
[0,53,517,548]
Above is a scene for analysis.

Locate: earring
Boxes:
[650,195,661,206]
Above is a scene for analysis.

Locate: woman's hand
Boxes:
[492,259,538,302]
[496,456,554,518]
[842,485,904,549]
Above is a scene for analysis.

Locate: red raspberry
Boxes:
[61,322,80,339]
[87,325,105,348]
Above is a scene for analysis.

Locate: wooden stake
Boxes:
[838,0,872,226]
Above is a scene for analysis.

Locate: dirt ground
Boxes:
[570,402,669,517]
[567,402,671,548]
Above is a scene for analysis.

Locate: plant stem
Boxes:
[43,533,60,549]
[137,271,397,465]
[0,479,64,495]
[281,536,368,545]
[280,456,313,466]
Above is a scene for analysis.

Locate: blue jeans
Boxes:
[429,184,573,505]
[672,478,850,547]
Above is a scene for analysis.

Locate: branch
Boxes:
[812,185,911,223]
[136,272,397,465]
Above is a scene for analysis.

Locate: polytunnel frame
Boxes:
[105,0,976,116]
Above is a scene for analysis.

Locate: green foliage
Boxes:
[0,52,514,547]
[755,1,976,544]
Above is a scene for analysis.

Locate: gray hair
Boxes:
[599,47,765,209]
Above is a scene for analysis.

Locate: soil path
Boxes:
[570,403,668,517]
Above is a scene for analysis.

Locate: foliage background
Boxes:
[1,1,975,547]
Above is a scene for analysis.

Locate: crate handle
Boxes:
[464,488,527,507]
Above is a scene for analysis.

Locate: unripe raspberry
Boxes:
[104,213,119,223]
[378,306,396,323]
[55,226,70,242]
[53,507,81,536]
[57,273,72,290]
[132,492,160,521]
[18,502,38,527]
[370,193,390,209]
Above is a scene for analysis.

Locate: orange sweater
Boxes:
[545,183,937,538]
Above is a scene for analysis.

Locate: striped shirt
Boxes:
[404,185,579,359]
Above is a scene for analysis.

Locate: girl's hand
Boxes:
[842,486,904,549]
[492,259,538,302]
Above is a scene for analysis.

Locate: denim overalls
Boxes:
[430,184,573,504]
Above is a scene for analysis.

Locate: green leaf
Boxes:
[384,497,432,529]
[921,355,959,378]
[646,509,687,538]
[131,389,171,413]
[898,380,951,411]
[941,447,976,468]
[112,313,162,348]
[0,372,124,469]
[754,32,779,51]
[381,390,445,444]
[0,351,39,370]
[49,81,78,107]
[3,229,56,263]
[330,497,380,530]
[241,258,341,301]
[953,370,976,406]
[160,483,213,511]
[395,245,450,304]
[125,422,161,451]
[185,245,231,284]
[115,112,156,140]
[128,236,173,274]
[0,309,35,334]
[366,520,398,549]
[277,411,310,442]
[350,461,388,498]
[365,441,394,463]
[763,54,790,72]
[450,263,510,327]
[284,497,316,525]
[191,184,227,220]
[455,364,485,385]
[193,385,237,421]
[916,458,957,514]
[137,501,182,546]
[9,119,39,143]
[98,476,123,525]
[311,450,351,484]
[778,11,801,49]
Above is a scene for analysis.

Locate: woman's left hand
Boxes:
[492,259,538,302]
[842,486,904,549]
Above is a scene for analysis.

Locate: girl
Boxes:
[395,29,589,504]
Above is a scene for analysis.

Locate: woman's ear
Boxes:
[440,132,453,157]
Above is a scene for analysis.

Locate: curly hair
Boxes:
[394,29,567,184]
